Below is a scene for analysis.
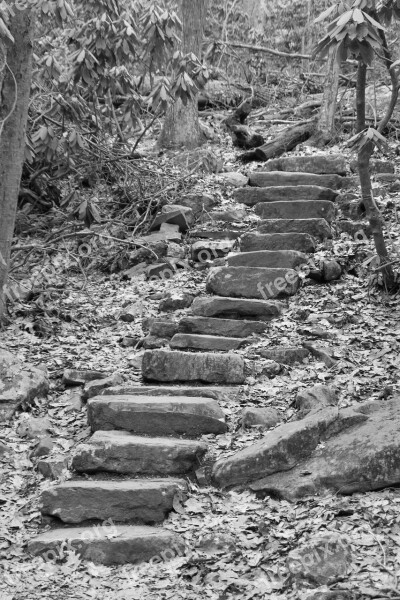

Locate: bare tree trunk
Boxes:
[158,0,208,149]
[0,8,35,318]
[310,46,340,145]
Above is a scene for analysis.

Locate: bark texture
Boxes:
[0,9,35,317]
[312,46,340,145]
[158,0,207,149]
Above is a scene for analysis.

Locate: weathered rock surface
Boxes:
[248,399,400,499]
[149,321,179,338]
[287,533,352,585]
[295,385,338,419]
[178,316,268,337]
[159,291,195,312]
[37,456,68,480]
[206,266,300,299]
[40,479,187,523]
[260,346,310,365]
[142,349,245,384]
[191,296,283,320]
[241,407,280,429]
[234,186,338,206]
[170,333,248,352]
[208,209,247,222]
[0,350,49,421]
[322,260,342,281]
[17,415,52,439]
[100,385,240,402]
[120,302,143,322]
[227,250,307,269]
[88,394,227,435]
[72,431,208,475]
[179,193,218,216]
[240,232,316,253]
[255,200,335,222]
[150,206,193,232]
[216,172,248,187]
[249,172,345,189]
[28,525,184,565]
[82,373,124,400]
[262,155,346,175]
[257,218,331,240]
[191,239,236,262]
[62,369,107,386]
[190,230,241,240]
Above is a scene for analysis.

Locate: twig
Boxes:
[215,40,313,60]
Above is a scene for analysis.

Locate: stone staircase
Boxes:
[28,154,348,566]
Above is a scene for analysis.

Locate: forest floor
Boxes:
[1,104,400,600]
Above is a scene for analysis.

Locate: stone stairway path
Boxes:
[28,153,348,566]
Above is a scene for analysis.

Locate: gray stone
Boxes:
[191,239,236,262]
[40,479,187,524]
[82,373,124,401]
[179,193,218,216]
[350,158,394,174]
[146,263,178,280]
[37,456,68,480]
[120,303,142,322]
[255,200,336,222]
[170,333,248,352]
[143,335,169,349]
[101,385,240,402]
[142,349,245,384]
[217,172,248,187]
[295,385,338,419]
[375,173,398,184]
[88,394,227,435]
[208,209,247,223]
[72,431,208,475]
[249,172,345,189]
[30,436,54,458]
[322,260,342,281]
[261,360,282,376]
[0,350,49,421]
[148,321,179,338]
[227,250,307,269]
[234,186,338,206]
[241,407,280,429]
[262,155,346,175]
[287,534,352,585]
[303,344,337,368]
[257,218,331,240]
[28,525,184,566]
[150,206,193,232]
[206,266,300,299]
[337,220,371,238]
[17,416,52,439]
[240,232,316,253]
[260,346,310,365]
[159,291,195,312]
[191,296,283,321]
[190,230,241,240]
[62,369,107,386]
[178,316,267,338]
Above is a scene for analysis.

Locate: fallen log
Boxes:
[239,120,316,162]
[223,100,265,149]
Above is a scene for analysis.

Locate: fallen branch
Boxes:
[239,120,316,162]
[215,40,312,60]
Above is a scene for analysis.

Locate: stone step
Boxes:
[100,385,239,402]
[240,232,316,253]
[170,333,249,352]
[227,250,307,269]
[257,218,331,240]
[178,316,268,337]
[72,431,207,475]
[206,266,300,299]
[27,525,183,565]
[191,296,283,321]
[190,230,242,240]
[142,349,245,384]
[260,346,310,365]
[261,155,346,175]
[88,395,227,435]
[249,171,346,189]
[39,479,187,524]
[234,186,338,206]
[255,200,335,222]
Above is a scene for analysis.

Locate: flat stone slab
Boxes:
[170,333,248,352]
[0,350,49,421]
[40,479,187,524]
[257,218,331,240]
[179,316,268,337]
[88,395,227,435]
[191,239,236,262]
[191,296,283,321]
[27,525,183,565]
[142,349,245,384]
[249,172,345,189]
[72,431,208,475]
[190,230,242,240]
[227,250,307,269]
[100,385,240,402]
[262,155,346,175]
[240,232,316,253]
[260,346,310,365]
[234,186,338,206]
[206,266,300,299]
[255,200,335,222]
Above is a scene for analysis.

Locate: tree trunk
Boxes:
[240,120,315,162]
[311,46,340,145]
[355,60,395,288]
[158,0,208,149]
[0,8,35,318]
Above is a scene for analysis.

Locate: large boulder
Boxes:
[0,350,49,421]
